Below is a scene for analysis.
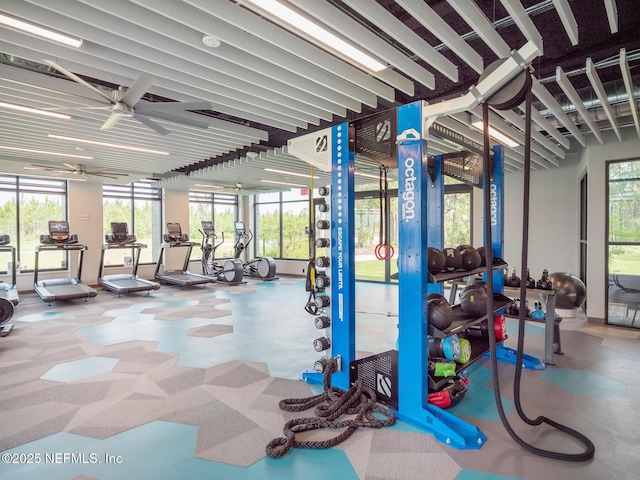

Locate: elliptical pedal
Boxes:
[0,324,13,337]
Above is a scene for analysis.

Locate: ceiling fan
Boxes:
[42,60,212,135]
[25,163,128,180]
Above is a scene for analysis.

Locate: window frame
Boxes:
[0,174,68,273]
[102,180,163,266]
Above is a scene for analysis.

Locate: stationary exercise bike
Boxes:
[199,221,245,285]
[233,221,278,280]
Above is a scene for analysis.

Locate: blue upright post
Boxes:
[328,123,356,390]
[487,144,505,295]
[487,145,544,369]
[396,102,430,417]
[396,101,486,449]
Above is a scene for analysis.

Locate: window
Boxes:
[189,191,238,260]
[443,179,472,248]
[0,175,67,272]
[606,159,640,327]
[254,189,311,260]
[102,181,162,266]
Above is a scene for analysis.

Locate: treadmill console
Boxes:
[40,221,79,244]
[163,223,189,243]
[106,222,137,244]
[0,234,9,246]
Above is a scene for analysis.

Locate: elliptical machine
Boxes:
[233,221,278,280]
[199,221,245,285]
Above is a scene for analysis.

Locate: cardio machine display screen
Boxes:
[49,221,69,240]
[234,221,245,233]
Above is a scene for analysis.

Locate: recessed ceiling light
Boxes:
[261,179,306,188]
[0,13,82,48]
[246,0,386,72]
[48,134,170,155]
[471,121,519,148]
[264,168,319,179]
[0,101,71,120]
[0,145,93,159]
[202,35,221,48]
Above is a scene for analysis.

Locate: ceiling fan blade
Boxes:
[133,114,171,135]
[42,106,112,111]
[101,112,122,130]
[90,172,127,179]
[134,101,211,113]
[42,60,115,105]
[63,163,77,170]
[25,164,70,172]
[121,73,154,107]
[135,110,209,129]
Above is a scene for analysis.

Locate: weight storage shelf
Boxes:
[429,335,507,391]
[429,258,508,283]
[428,293,513,338]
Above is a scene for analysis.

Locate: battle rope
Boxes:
[266,358,396,458]
[482,76,595,461]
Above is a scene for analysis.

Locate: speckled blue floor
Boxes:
[1,278,638,480]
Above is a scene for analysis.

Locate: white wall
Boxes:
[502,153,581,279]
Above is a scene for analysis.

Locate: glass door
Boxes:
[607,159,640,327]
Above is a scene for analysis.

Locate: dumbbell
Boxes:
[466,314,507,341]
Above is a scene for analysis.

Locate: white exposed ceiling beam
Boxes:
[130,0,380,106]
[493,107,565,158]
[604,0,619,33]
[585,57,622,141]
[289,0,431,91]
[446,0,510,58]
[499,0,544,55]
[531,78,586,146]
[2,31,305,132]
[340,0,458,82]
[620,48,640,138]
[394,0,484,74]
[17,0,325,125]
[467,107,561,165]
[552,0,578,46]
[526,105,571,149]
[556,67,603,144]
[183,0,401,101]
[80,0,357,116]
[438,115,549,169]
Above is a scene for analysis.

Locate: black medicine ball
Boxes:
[460,284,488,317]
[427,247,446,275]
[476,246,487,266]
[428,295,454,330]
[459,247,482,271]
[442,247,463,272]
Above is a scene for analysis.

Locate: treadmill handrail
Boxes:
[99,242,148,279]
[33,243,88,284]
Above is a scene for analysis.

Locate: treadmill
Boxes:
[99,222,160,296]
[34,220,98,304]
[154,222,214,288]
[0,234,19,306]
